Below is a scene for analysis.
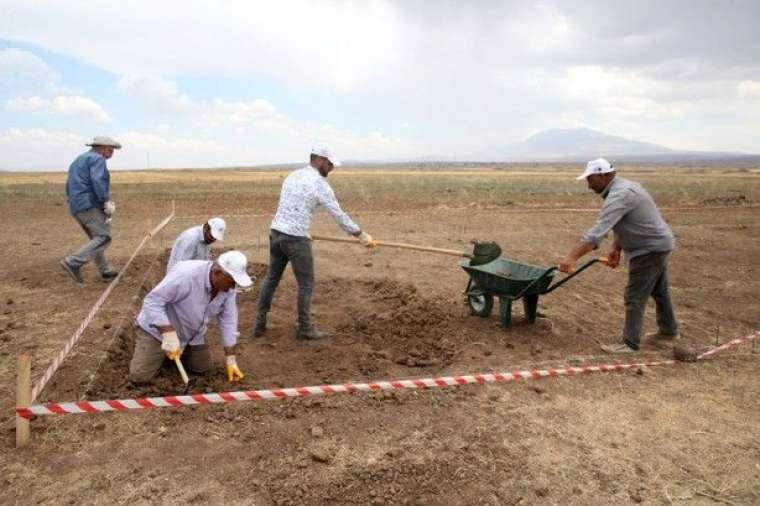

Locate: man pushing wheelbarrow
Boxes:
[560,158,679,354]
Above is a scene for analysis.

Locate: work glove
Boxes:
[161,330,181,360]
[104,200,116,216]
[358,231,377,248]
[225,355,245,382]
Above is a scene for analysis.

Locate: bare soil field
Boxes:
[1,165,759,505]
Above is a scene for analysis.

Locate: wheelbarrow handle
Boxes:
[543,257,608,294]
[509,266,558,301]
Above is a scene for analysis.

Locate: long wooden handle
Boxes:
[310,234,471,258]
[173,357,189,384]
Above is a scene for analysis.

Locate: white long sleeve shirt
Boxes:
[167,225,211,272]
[136,260,239,348]
[270,165,360,237]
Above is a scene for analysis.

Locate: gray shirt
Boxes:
[167,225,211,272]
[136,260,239,348]
[581,176,674,261]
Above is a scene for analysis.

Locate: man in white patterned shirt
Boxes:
[254,142,375,341]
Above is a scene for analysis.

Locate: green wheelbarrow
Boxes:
[460,256,607,328]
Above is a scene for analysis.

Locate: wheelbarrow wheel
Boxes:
[467,291,494,317]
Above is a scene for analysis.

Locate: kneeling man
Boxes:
[130,250,253,383]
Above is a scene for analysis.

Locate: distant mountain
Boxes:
[472,127,757,163]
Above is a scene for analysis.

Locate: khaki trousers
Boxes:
[129,326,211,384]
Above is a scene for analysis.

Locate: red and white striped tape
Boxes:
[697,331,758,359]
[30,210,175,402]
[17,360,672,418]
[17,331,756,418]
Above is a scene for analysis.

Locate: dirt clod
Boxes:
[386,448,403,459]
[673,345,698,362]
[310,448,332,464]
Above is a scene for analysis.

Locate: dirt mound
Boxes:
[333,279,461,367]
[86,270,548,400]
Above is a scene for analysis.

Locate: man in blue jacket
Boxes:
[60,136,121,283]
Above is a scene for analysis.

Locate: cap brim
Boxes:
[576,171,591,180]
[328,156,342,167]
[210,227,224,241]
[229,270,252,288]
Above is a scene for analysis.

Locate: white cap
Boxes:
[311,142,342,167]
[207,217,226,241]
[576,158,615,180]
[86,136,122,149]
[217,251,253,288]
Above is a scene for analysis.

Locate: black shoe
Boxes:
[296,325,327,341]
[101,269,119,281]
[60,259,83,283]
[253,321,266,338]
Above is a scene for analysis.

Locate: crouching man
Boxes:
[129,250,253,384]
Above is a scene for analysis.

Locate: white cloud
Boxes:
[1,2,403,92]
[737,81,760,98]
[0,127,227,170]
[0,127,81,146]
[116,75,192,113]
[2,1,760,163]
[117,75,292,131]
[0,127,84,171]
[117,131,222,153]
[6,95,111,122]
[0,48,60,85]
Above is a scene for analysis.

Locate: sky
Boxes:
[1,0,760,170]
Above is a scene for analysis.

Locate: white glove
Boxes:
[160,330,181,360]
[104,200,116,216]
[358,231,377,248]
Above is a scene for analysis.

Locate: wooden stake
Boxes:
[16,355,31,448]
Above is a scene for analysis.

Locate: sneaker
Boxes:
[296,325,327,341]
[600,343,636,354]
[60,259,83,283]
[101,269,119,281]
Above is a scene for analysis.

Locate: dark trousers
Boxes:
[256,230,315,329]
[623,251,678,350]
